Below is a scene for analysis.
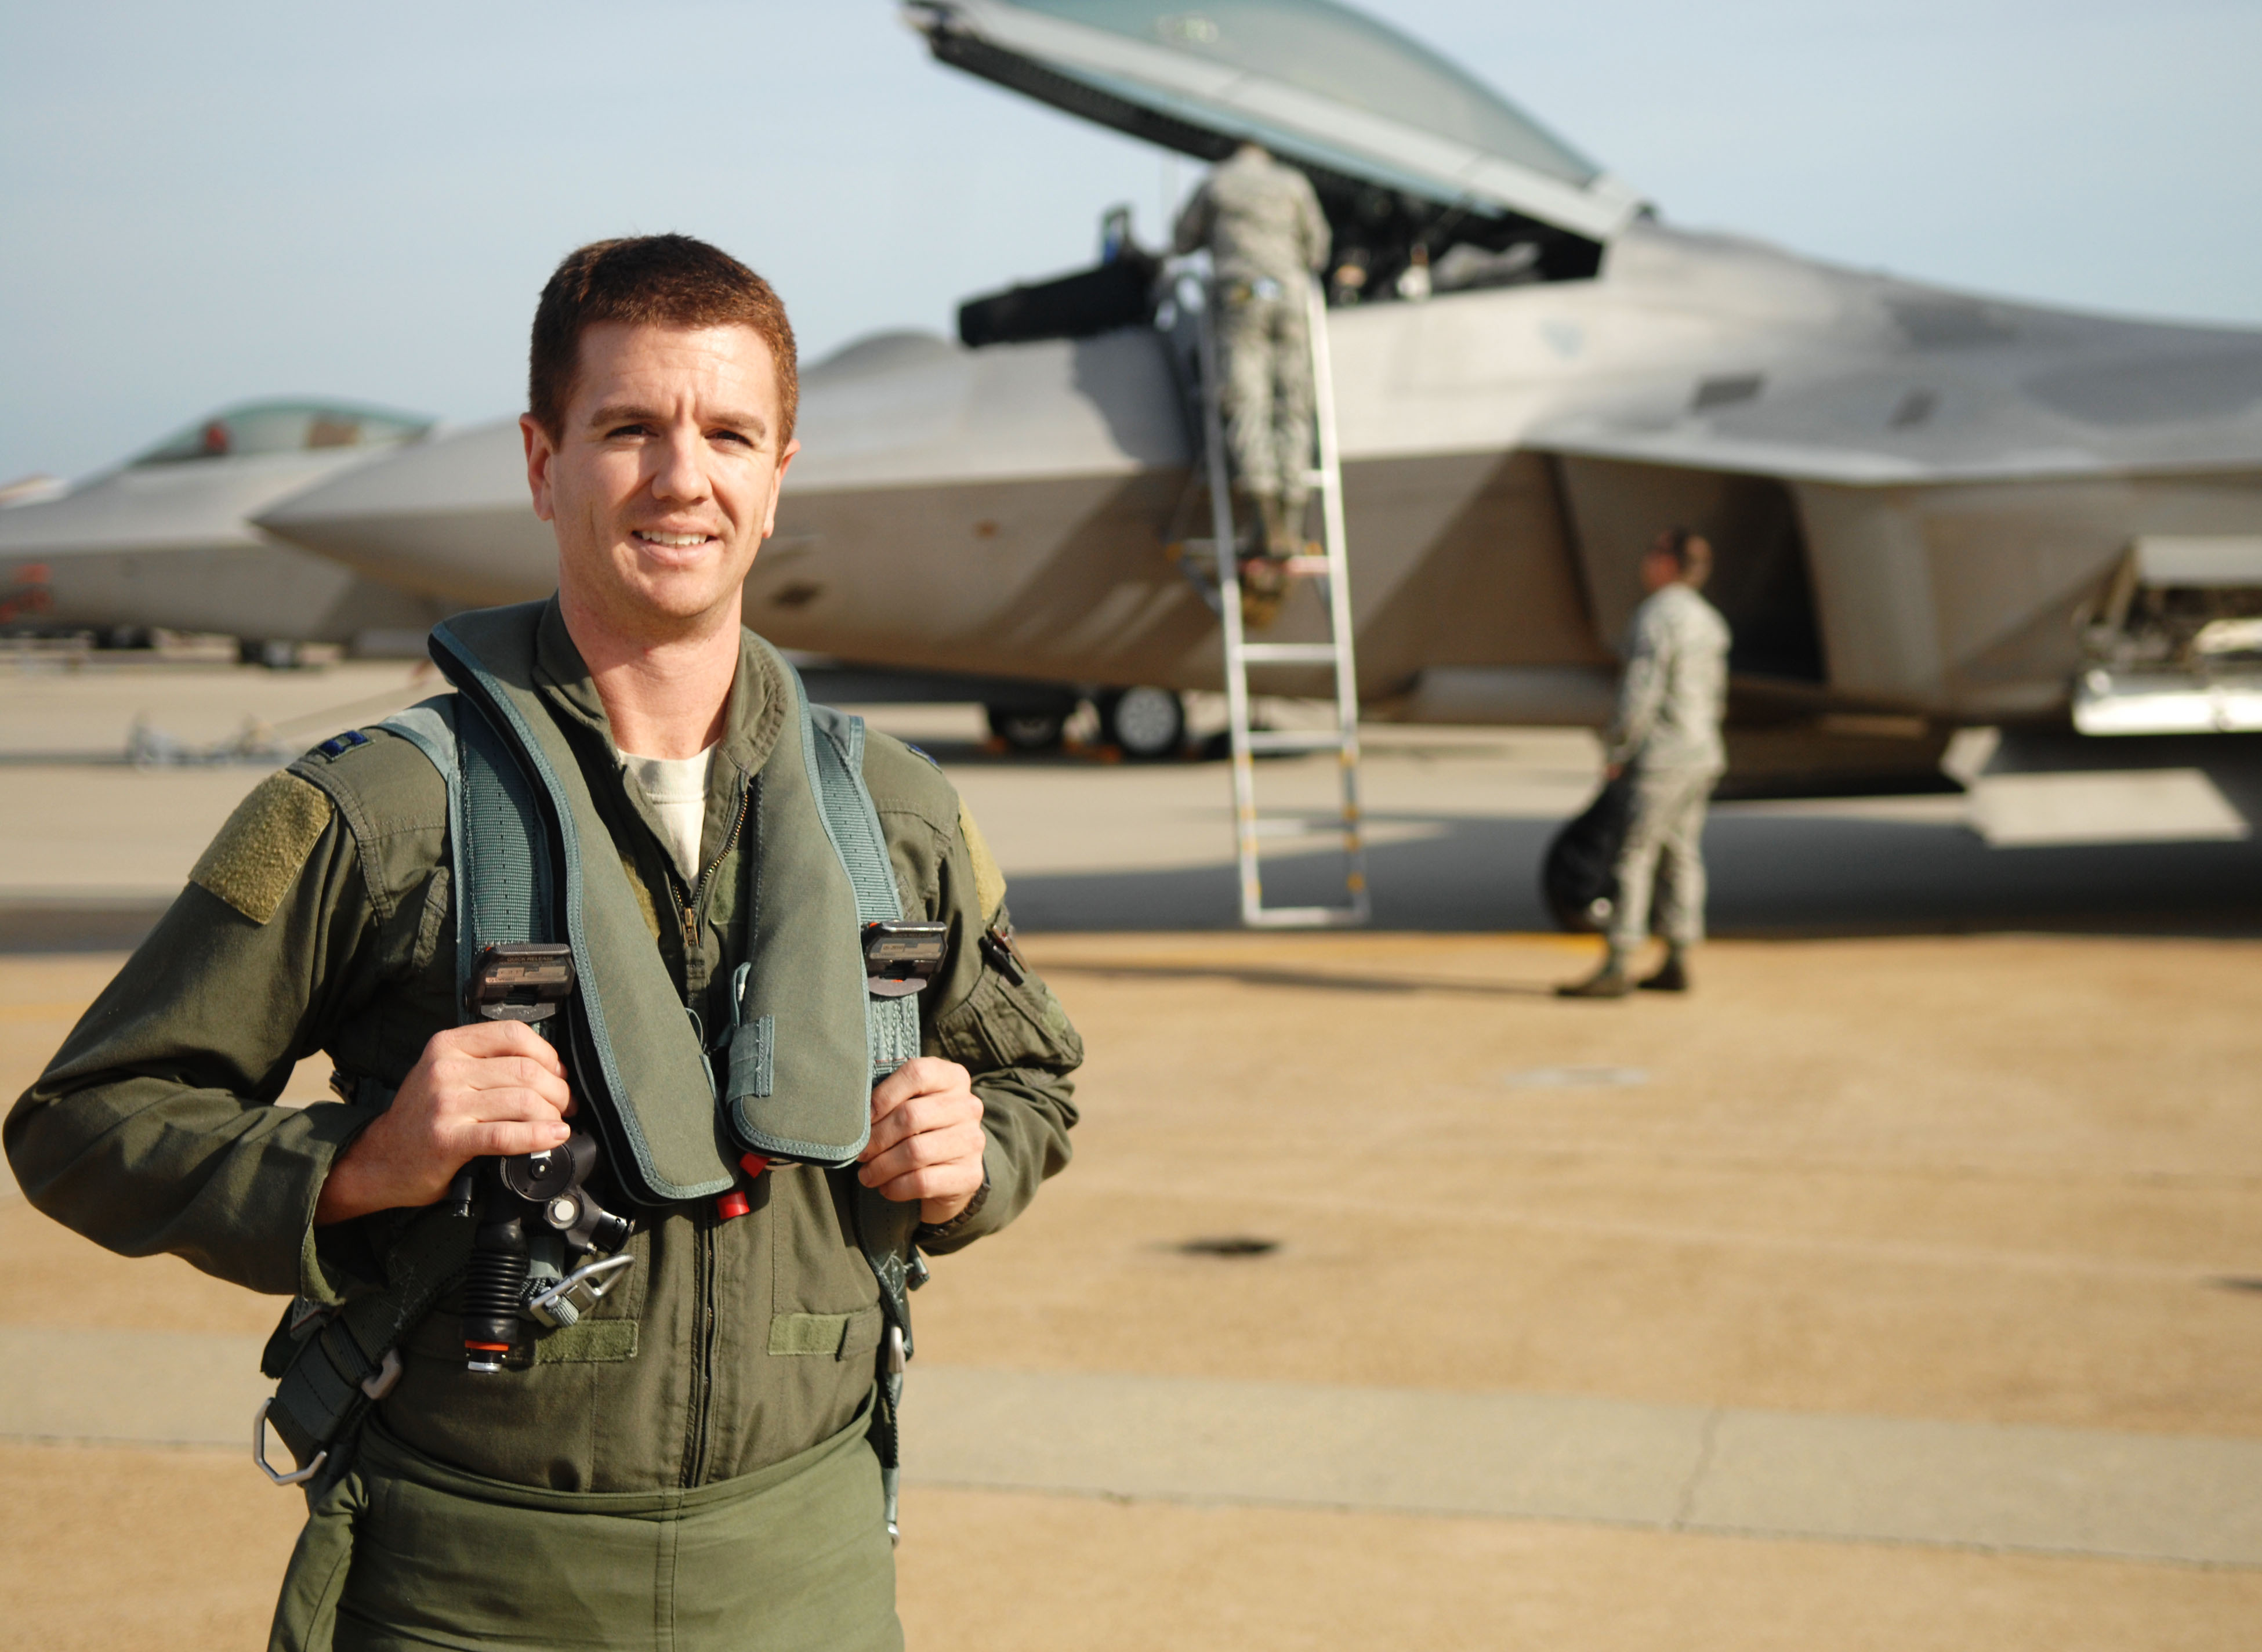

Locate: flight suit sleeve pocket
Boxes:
[767,1305,883,1361]
[930,964,1083,1077]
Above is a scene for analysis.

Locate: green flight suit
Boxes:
[5,600,1082,1651]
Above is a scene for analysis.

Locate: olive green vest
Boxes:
[259,604,922,1521]
[423,602,912,1197]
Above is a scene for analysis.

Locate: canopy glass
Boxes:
[997,0,1600,186]
[131,401,433,466]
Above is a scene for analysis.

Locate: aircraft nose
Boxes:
[255,417,553,605]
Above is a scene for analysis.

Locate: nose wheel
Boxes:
[1098,687,1187,760]
[985,705,1068,752]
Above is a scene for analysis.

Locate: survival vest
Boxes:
[255,603,925,1537]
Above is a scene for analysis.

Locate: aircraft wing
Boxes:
[1527,313,2262,487]
[906,0,1643,242]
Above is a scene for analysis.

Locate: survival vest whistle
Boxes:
[862,921,948,998]
[467,941,574,1023]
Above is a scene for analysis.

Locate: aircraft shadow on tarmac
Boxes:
[5,808,2260,958]
[1006,810,2262,940]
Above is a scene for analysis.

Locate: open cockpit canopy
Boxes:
[129,400,433,467]
[907,0,1643,265]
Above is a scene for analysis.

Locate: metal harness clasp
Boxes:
[525,1252,636,1329]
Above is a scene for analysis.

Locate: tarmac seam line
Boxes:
[894,1475,2262,1571]
[1672,1408,1723,1530]
[3,1330,2256,1567]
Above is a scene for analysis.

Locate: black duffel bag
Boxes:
[1542,775,1634,933]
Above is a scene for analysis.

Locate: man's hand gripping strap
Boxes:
[427,613,733,1204]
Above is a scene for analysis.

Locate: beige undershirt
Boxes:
[619,745,715,881]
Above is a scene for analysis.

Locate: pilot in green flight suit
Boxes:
[4,234,1081,1651]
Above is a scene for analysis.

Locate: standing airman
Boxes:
[1561,528,1733,998]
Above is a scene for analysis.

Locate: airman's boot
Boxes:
[1256,492,1290,559]
[1266,495,1305,560]
[1557,950,1633,998]
[1639,948,1690,992]
[1239,553,1288,629]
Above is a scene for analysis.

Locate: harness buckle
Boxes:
[466,941,575,1023]
[361,1347,403,1401]
[252,1399,325,1487]
[862,921,948,998]
[524,1252,636,1329]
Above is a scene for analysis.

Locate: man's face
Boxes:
[523,320,798,640]
[1642,544,1683,593]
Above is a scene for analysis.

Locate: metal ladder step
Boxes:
[1245,729,1354,753]
[1248,813,1361,837]
[1242,901,1369,930]
[1192,262,1370,929]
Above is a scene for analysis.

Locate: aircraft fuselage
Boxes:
[255,223,2262,729]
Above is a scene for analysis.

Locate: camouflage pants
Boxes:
[1608,769,1717,952]
[1219,287,1315,510]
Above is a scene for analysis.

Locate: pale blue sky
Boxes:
[3,1,2257,481]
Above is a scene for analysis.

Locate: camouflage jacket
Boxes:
[1605,583,1732,773]
[1173,146,1331,288]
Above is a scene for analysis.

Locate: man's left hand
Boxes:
[860,1057,986,1226]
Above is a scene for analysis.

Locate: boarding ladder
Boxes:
[1194,273,1371,928]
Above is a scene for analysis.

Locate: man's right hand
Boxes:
[314,1021,575,1226]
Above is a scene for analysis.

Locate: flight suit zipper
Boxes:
[681,781,751,955]
[676,777,749,1488]
[683,1200,720,1487]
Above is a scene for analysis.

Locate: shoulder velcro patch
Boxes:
[958,800,1007,923]
[190,770,334,923]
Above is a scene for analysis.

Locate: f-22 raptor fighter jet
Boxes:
[0,399,449,664]
[255,0,2262,807]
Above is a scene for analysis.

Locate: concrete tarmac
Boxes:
[0,657,2256,1648]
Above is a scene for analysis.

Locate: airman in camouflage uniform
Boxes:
[1174,143,1332,575]
[1561,528,1733,998]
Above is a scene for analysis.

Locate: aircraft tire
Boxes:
[1099,687,1186,760]
[240,638,300,670]
[985,704,1067,753]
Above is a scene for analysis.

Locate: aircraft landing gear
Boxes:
[985,704,1067,752]
[239,638,300,670]
[1099,687,1186,760]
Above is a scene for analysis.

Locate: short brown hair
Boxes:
[1659,526,1713,586]
[528,235,799,445]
